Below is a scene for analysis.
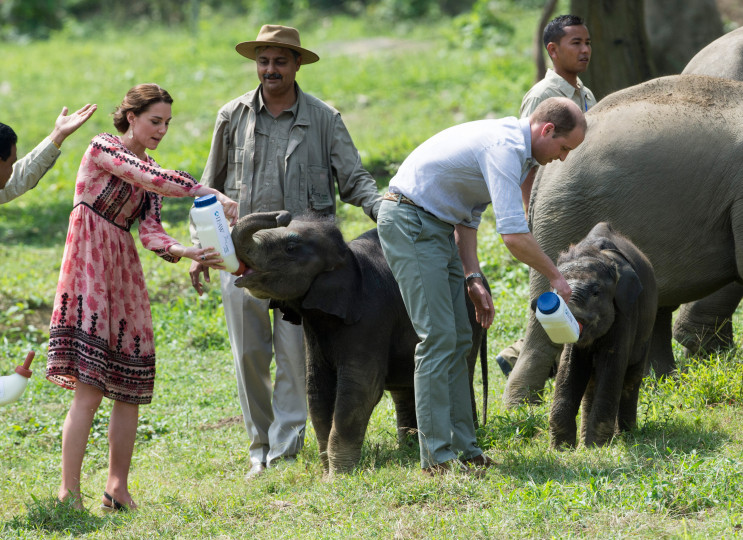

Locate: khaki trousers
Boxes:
[220,271,307,466]
[377,199,481,468]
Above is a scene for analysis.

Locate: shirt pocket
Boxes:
[307,165,333,212]
[225,147,244,200]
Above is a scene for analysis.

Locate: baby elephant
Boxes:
[548,222,658,448]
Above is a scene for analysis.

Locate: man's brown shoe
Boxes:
[422,459,487,478]
[460,453,494,469]
[422,460,453,476]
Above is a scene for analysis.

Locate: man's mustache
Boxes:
[263,73,283,80]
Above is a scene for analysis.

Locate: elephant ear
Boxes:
[602,249,643,315]
[302,250,364,325]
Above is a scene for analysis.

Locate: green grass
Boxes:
[3,5,743,539]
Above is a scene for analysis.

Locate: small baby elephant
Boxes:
[548,222,658,448]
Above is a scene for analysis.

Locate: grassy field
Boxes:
[2,5,743,539]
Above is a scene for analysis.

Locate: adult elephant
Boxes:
[682,26,743,80]
[670,27,743,356]
[503,74,743,406]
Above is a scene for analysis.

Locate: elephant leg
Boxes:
[550,347,590,449]
[579,377,596,445]
[306,358,337,474]
[326,370,385,475]
[673,283,742,357]
[503,315,563,407]
[584,353,626,447]
[649,306,677,378]
[389,388,417,446]
[616,355,647,434]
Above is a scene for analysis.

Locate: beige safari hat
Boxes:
[235,24,320,64]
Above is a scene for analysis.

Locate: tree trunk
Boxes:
[534,0,559,83]
[570,0,656,100]
[644,0,723,75]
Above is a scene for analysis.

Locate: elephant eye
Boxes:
[591,284,601,297]
[286,241,297,253]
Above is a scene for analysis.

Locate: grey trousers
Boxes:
[377,200,481,468]
[220,271,307,466]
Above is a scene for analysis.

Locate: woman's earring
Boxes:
[128,128,134,140]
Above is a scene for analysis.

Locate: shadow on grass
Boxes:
[359,429,420,470]
[3,495,123,536]
[492,415,730,487]
[631,416,731,456]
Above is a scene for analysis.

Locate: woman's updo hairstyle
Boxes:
[112,83,173,134]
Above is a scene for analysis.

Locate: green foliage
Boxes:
[0,0,63,40]
[449,0,516,49]
[2,7,743,539]
[6,495,110,536]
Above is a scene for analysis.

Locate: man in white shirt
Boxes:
[377,97,586,475]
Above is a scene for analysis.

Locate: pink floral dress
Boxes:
[46,133,201,404]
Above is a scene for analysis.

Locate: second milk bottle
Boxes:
[535,290,582,344]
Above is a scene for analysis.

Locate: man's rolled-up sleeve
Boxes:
[0,138,61,205]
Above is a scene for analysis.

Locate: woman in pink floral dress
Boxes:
[47,84,237,511]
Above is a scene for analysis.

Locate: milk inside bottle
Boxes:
[191,194,240,273]
[0,351,34,406]
[535,291,581,344]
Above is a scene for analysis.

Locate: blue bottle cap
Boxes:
[536,291,560,315]
[194,194,217,208]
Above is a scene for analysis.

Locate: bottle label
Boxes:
[213,209,234,256]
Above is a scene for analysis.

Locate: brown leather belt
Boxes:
[382,191,419,207]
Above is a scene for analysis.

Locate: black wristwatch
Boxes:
[465,272,484,283]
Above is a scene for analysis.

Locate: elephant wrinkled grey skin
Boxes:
[670,27,743,357]
[682,26,743,80]
[230,211,487,474]
[547,223,657,448]
[503,74,743,407]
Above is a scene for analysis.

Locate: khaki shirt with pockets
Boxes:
[191,84,380,245]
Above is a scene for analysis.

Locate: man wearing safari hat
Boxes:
[189,25,381,478]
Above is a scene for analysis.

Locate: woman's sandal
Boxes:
[101,491,128,512]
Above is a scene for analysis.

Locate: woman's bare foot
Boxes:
[58,488,84,510]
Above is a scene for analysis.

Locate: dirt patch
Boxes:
[594,74,738,113]
[319,36,432,58]
[199,415,243,431]
[0,304,53,335]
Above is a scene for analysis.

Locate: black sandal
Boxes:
[101,491,127,512]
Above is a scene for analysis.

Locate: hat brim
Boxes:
[235,41,320,64]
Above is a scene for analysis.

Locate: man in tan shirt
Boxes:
[189,25,380,478]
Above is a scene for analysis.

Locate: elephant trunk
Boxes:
[231,210,292,261]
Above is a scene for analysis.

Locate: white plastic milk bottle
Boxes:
[0,351,34,406]
[535,290,582,344]
[191,194,240,273]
